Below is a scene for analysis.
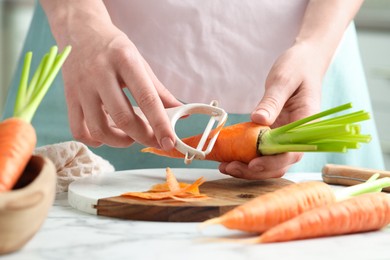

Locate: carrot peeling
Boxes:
[121,167,210,201]
[0,46,71,192]
[142,103,371,163]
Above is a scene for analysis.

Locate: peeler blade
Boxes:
[132,100,227,164]
[168,100,227,165]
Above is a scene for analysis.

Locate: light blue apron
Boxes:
[2,2,385,172]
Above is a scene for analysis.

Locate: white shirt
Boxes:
[104,0,308,113]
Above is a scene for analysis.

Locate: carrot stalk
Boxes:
[25,54,45,100]
[17,46,72,122]
[200,176,390,233]
[34,46,58,92]
[259,104,370,155]
[14,52,32,115]
[335,176,390,199]
[256,192,390,243]
[0,45,71,192]
[142,103,371,163]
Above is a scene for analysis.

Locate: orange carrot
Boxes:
[142,104,372,163]
[0,118,36,191]
[143,122,265,163]
[0,46,71,192]
[201,176,390,233]
[201,181,336,233]
[256,192,390,243]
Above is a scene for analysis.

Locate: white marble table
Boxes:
[3,171,390,260]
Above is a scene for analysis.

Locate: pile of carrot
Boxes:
[121,167,209,202]
[0,46,71,191]
[201,176,390,243]
[142,103,371,163]
[257,192,390,243]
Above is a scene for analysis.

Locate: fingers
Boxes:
[67,89,136,148]
[82,91,138,148]
[63,36,180,149]
[118,50,176,150]
[251,89,287,126]
[67,100,103,148]
[141,57,182,108]
[63,52,137,148]
[219,152,303,180]
[251,63,298,126]
[98,71,158,148]
[251,43,324,127]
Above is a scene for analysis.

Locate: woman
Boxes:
[3,0,385,178]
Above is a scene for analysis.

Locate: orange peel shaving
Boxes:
[121,167,210,201]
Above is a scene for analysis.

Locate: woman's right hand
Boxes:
[41,0,182,149]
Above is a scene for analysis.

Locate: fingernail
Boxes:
[161,137,174,151]
[255,166,264,172]
[231,168,242,176]
[255,109,269,119]
[249,163,264,172]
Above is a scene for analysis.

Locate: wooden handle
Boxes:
[322,164,390,192]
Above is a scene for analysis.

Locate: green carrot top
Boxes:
[14,45,72,123]
[258,103,372,155]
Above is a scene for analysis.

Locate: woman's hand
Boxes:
[219,41,326,180]
[219,0,364,180]
[41,0,182,149]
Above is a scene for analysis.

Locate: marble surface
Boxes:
[3,171,390,260]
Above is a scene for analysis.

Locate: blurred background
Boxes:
[1,0,390,168]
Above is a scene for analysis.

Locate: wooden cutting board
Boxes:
[68,168,293,222]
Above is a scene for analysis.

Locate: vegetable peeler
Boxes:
[134,100,228,165]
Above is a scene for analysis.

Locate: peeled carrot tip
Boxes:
[198,217,224,230]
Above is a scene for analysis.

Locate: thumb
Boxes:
[251,89,288,126]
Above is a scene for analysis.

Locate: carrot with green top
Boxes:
[142,103,371,163]
[200,176,390,233]
[0,45,71,191]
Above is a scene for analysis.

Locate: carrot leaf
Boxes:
[13,45,71,123]
[258,103,371,155]
[14,51,32,116]
[335,176,390,200]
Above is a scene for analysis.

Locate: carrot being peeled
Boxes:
[143,122,264,163]
[0,46,71,191]
[142,103,371,163]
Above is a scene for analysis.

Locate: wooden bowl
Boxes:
[0,155,56,255]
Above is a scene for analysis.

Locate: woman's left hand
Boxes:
[220,41,329,180]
